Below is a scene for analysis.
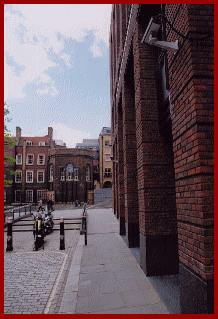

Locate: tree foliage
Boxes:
[4,102,16,187]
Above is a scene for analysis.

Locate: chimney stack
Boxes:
[16,127,21,139]
[48,127,53,139]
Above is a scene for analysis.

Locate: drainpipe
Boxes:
[22,139,26,203]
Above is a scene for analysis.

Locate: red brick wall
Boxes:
[166,4,214,281]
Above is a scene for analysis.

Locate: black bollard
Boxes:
[84,214,87,245]
[60,217,65,250]
[34,217,39,251]
[6,217,13,252]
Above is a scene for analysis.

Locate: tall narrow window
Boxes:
[66,163,74,181]
[74,168,79,181]
[37,171,44,183]
[26,190,33,202]
[16,154,22,165]
[26,171,33,183]
[37,190,45,201]
[60,167,65,181]
[86,165,90,182]
[15,171,22,183]
[26,154,34,165]
[15,190,21,203]
[37,155,45,165]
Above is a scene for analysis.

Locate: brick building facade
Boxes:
[48,148,93,203]
[110,4,213,314]
[4,127,94,205]
[99,127,113,188]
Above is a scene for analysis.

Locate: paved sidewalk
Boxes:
[59,208,169,314]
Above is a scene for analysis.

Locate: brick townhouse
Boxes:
[11,127,55,204]
[4,126,94,204]
[110,4,213,314]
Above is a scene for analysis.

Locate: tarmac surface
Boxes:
[4,206,170,314]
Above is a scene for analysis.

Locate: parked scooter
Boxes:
[43,210,54,235]
[33,213,45,250]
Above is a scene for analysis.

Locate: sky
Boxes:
[4,4,112,147]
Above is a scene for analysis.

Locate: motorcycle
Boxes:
[43,210,54,235]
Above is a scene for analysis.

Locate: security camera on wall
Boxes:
[141,17,179,53]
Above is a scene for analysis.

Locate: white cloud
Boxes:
[4,4,112,100]
[52,122,91,148]
[90,41,103,58]
[60,53,72,68]
[13,4,112,46]
[36,73,59,96]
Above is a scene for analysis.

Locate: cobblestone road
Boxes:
[4,209,83,314]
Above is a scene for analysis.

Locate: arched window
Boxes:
[66,163,74,181]
[50,164,54,182]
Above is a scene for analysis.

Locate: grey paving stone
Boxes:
[76,292,126,313]
[99,277,141,294]
[79,271,116,284]
[86,305,156,314]
[78,282,100,297]
[112,267,146,280]
[80,264,106,274]
[135,277,154,290]
[121,288,161,307]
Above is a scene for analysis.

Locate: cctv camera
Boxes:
[141,17,179,53]
[141,18,160,44]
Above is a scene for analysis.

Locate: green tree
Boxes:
[4,102,16,187]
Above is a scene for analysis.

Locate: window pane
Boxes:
[15,190,21,202]
[27,155,34,165]
[60,167,65,180]
[105,154,110,161]
[16,155,22,164]
[15,171,22,183]
[37,171,44,182]
[26,171,33,182]
[38,155,45,165]
[26,190,33,202]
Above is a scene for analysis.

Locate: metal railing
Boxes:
[4,204,36,225]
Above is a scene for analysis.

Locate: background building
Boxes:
[110,4,214,314]
[12,126,55,204]
[99,127,112,188]
[4,127,94,204]
[48,147,93,203]
[76,139,100,189]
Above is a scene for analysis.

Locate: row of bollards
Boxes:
[6,217,66,252]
